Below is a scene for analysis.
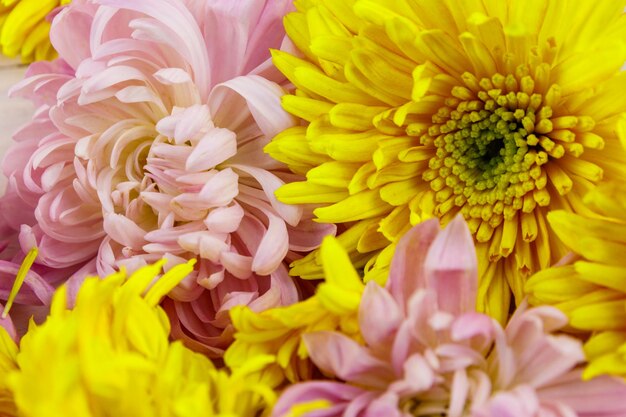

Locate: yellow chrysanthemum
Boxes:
[226,236,364,385]
[267,0,626,322]
[0,259,277,417]
[0,329,17,417]
[526,181,626,380]
[0,0,70,62]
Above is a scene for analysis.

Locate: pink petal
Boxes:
[50,4,93,69]
[185,127,237,172]
[241,0,294,73]
[0,304,17,341]
[0,261,54,306]
[424,214,478,316]
[514,334,584,388]
[539,371,626,416]
[362,393,402,417]
[304,331,395,388]
[199,168,239,203]
[387,218,440,312]
[210,75,295,139]
[359,282,402,348]
[390,353,436,395]
[250,209,289,276]
[201,4,249,85]
[20,226,100,269]
[229,163,301,226]
[79,65,147,105]
[474,386,541,417]
[272,382,364,417]
[204,203,244,234]
[219,251,253,279]
[286,216,336,251]
[98,0,211,99]
[451,312,496,352]
[102,213,147,250]
[177,231,228,263]
[155,105,212,144]
[153,67,193,84]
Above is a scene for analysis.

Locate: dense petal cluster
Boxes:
[267,0,626,322]
[0,0,69,62]
[526,181,626,379]
[272,217,626,417]
[226,235,364,385]
[0,0,332,356]
[0,260,277,417]
[1,1,626,416]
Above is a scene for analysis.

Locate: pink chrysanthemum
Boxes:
[0,0,333,355]
[272,216,626,417]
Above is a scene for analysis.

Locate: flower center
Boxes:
[419,69,570,242]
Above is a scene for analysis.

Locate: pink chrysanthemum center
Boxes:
[1,0,332,356]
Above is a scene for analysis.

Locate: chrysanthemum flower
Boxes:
[272,216,626,417]
[526,181,626,380]
[226,235,364,385]
[0,0,69,62]
[0,260,278,417]
[266,0,626,321]
[0,313,17,417]
[0,0,332,356]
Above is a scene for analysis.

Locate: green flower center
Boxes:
[418,69,568,240]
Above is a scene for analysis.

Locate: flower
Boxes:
[226,234,364,385]
[526,180,626,379]
[0,0,69,62]
[271,216,626,417]
[0,0,333,356]
[266,0,626,322]
[0,315,17,417]
[0,259,278,417]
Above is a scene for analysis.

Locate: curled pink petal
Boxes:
[359,281,402,349]
[0,0,321,358]
[273,382,364,417]
[424,214,477,316]
[275,218,626,417]
[304,331,395,389]
[387,218,439,311]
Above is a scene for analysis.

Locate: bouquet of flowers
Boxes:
[0,0,625,416]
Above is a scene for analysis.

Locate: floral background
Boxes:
[0,1,626,416]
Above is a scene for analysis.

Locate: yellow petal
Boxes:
[276,181,348,204]
[314,189,391,222]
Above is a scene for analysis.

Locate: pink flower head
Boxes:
[273,215,626,417]
[0,0,333,355]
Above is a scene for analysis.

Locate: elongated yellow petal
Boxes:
[3,247,38,318]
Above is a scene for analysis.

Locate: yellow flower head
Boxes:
[526,180,626,380]
[267,0,626,322]
[0,0,69,62]
[0,259,277,417]
[226,235,364,385]
[0,329,17,417]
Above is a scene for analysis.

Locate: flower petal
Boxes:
[304,331,395,388]
[359,282,402,349]
[186,127,237,172]
[387,218,439,311]
[424,214,478,316]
